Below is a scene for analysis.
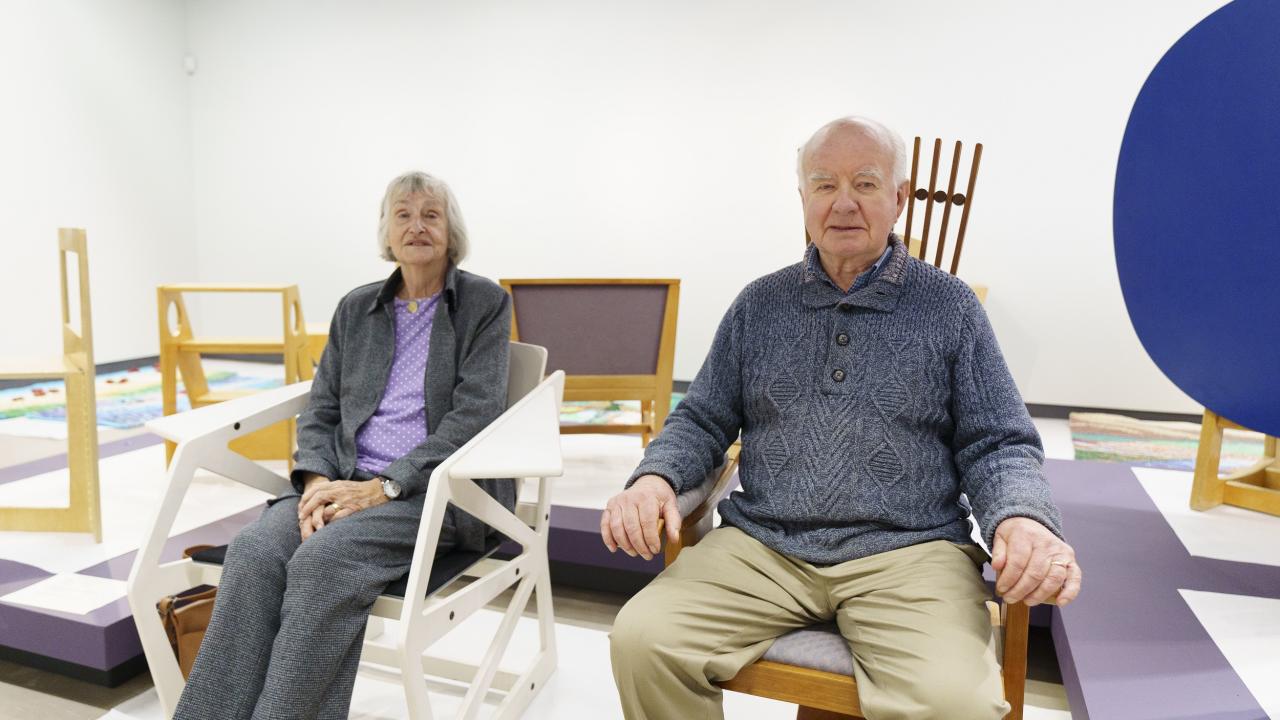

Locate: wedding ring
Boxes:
[330,502,343,512]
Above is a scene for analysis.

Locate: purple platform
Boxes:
[1047,458,1280,719]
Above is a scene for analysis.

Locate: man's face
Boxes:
[800,127,908,266]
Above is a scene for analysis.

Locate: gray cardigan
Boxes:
[291,264,513,552]
[629,237,1063,565]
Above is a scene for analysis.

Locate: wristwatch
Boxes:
[381,477,402,500]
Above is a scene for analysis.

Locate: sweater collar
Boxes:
[367,264,458,315]
[802,234,908,312]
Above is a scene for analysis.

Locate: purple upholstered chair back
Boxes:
[506,283,670,375]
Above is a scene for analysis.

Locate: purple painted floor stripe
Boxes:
[0,433,165,486]
[1047,458,1280,720]
[0,505,264,669]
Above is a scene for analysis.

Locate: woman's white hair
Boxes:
[377,171,469,265]
[796,116,909,188]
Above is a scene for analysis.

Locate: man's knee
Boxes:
[609,586,683,672]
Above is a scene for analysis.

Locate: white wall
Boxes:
[0,0,195,364]
[11,1,1226,413]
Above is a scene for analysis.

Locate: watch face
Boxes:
[383,479,401,499]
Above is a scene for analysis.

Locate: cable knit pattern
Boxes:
[629,236,1063,565]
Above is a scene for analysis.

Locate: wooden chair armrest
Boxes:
[664,441,741,564]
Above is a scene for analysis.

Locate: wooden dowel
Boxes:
[904,137,921,254]
[918,139,942,265]
[950,143,982,275]
[934,140,962,268]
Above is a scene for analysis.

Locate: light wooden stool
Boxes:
[1190,409,1280,516]
[0,228,102,541]
[156,285,322,466]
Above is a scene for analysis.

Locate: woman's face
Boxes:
[386,191,449,269]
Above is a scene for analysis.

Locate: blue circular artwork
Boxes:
[1114,0,1280,436]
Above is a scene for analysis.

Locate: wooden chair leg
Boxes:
[797,707,859,720]
[1190,409,1227,510]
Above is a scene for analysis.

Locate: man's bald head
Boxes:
[797,117,909,189]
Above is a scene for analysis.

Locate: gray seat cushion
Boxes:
[761,622,854,676]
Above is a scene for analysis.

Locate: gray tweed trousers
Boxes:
[174,489,456,720]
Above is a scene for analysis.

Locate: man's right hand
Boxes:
[601,475,681,561]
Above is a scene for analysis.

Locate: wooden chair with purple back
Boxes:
[499,279,680,447]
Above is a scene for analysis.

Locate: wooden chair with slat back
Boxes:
[0,229,103,541]
[666,444,1033,720]
[903,136,984,279]
[499,279,679,447]
[156,285,326,467]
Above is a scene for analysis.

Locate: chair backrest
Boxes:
[902,136,983,275]
[58,228,93,372]
[507,341,548,408]
[500,279,678,379]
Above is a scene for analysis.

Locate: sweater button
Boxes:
[836,333,850,346]
[832,369,846,382]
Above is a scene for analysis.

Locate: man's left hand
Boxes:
[991,517,1082,607]
[297,478,388,531]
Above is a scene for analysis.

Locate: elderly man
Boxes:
[603,117,1081,720]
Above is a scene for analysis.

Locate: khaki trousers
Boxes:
[610,527,1007,720]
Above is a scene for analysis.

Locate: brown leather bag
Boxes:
[156,545,219,679]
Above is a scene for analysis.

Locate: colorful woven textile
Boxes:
[1070,411,1265,471]
[1,361,686,432]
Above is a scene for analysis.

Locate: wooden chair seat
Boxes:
[0,355,76,380]
[192,388,262,406]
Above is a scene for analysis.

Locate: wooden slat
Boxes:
[564,375,658,395]
[499,278,680,286]
[559,424,649,435]
[175,337,290,353]
[903,136,922,248]
[718,661,859,715]
[158,283,297,292]
[950,143,983,275]
[1223,481,1280,515]
[918,138,942,263]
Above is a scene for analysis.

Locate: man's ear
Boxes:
[895,181,909,218]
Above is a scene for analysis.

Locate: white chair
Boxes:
[127,342,565,719]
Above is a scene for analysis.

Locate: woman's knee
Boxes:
[224,513,296,577]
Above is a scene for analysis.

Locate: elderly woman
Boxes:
[174,171,513,720]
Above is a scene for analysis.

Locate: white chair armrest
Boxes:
[145,380,313,445]
[447,371,565,482]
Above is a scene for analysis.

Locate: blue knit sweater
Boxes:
[630,237,1063,565]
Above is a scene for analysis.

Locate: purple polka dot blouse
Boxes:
[354,292,442,475]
